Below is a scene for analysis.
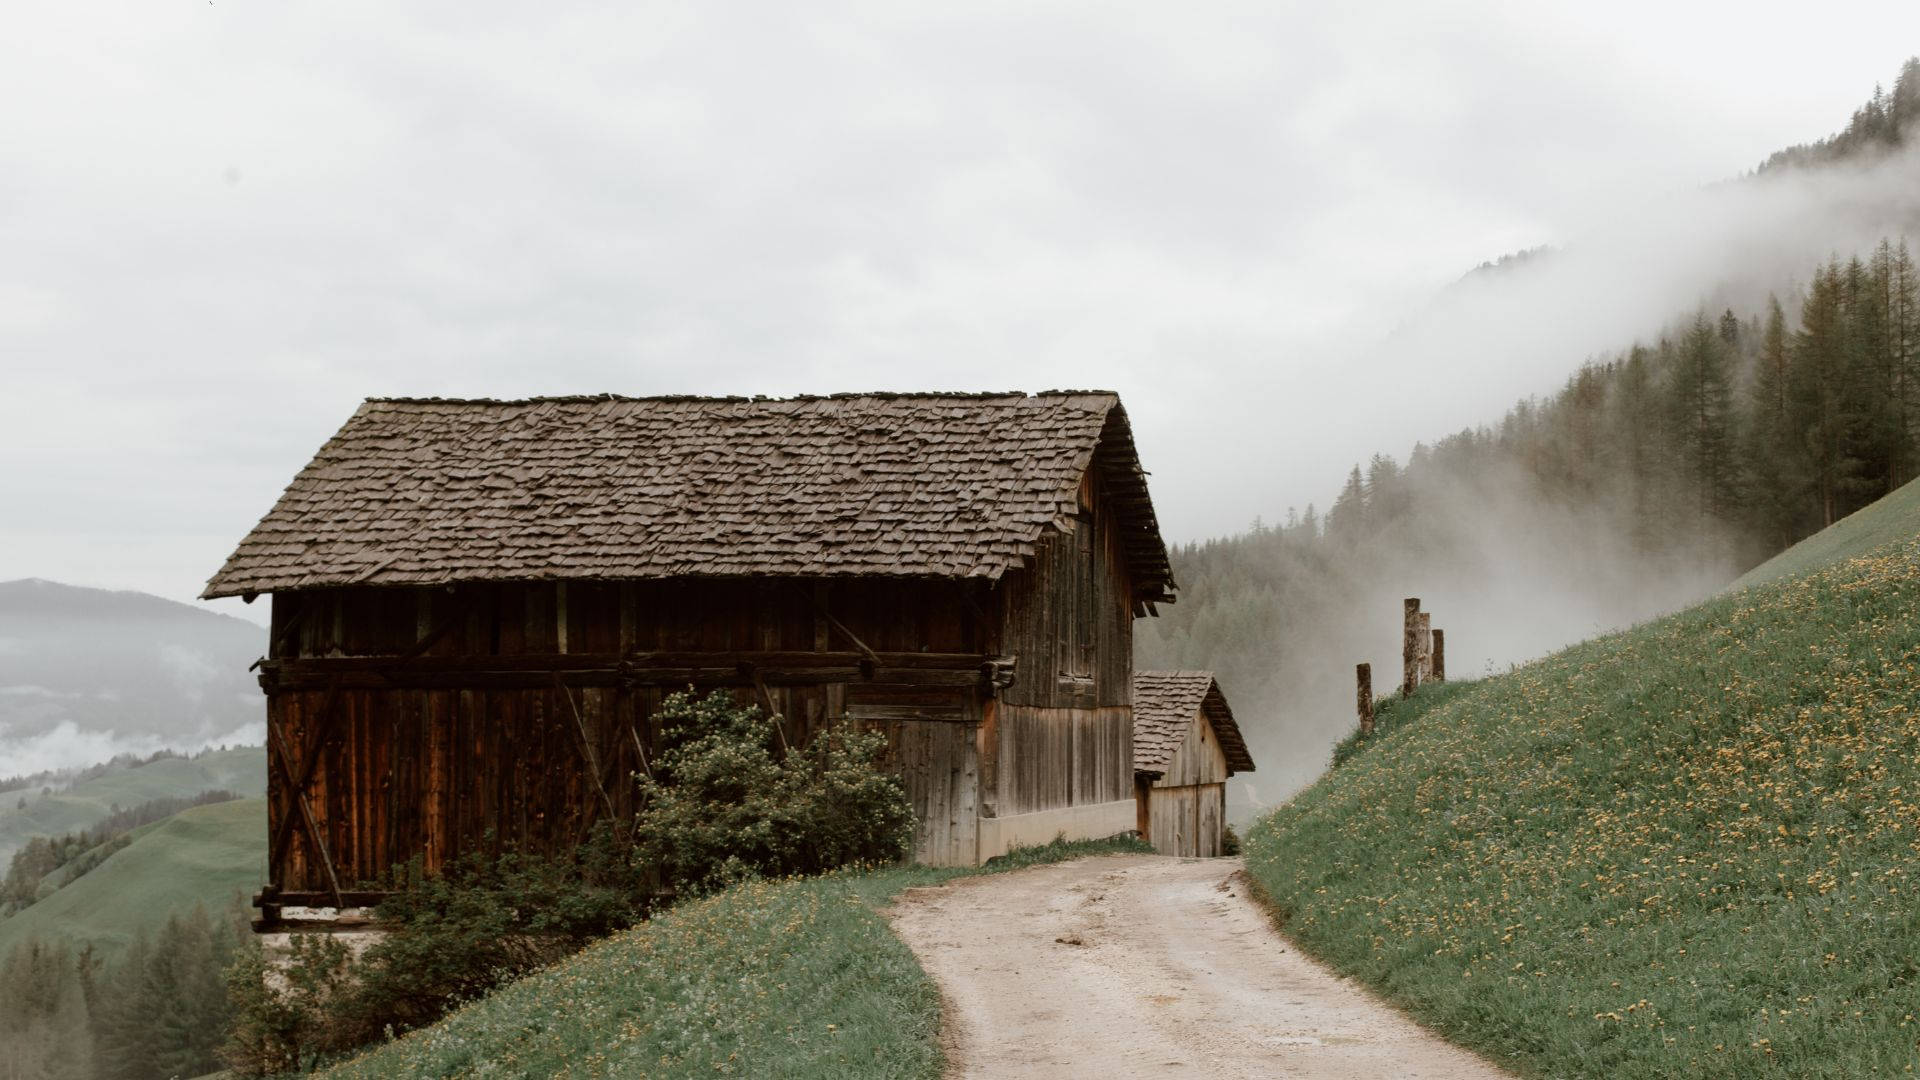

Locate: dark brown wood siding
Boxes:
[261,577,996,897]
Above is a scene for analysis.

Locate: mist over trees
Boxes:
[1143,235,1920,810]
[1760,58,1920,173]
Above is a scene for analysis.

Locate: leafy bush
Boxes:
[224,932,356,1075]
[633,690,915,895]
[227,826,646,1070]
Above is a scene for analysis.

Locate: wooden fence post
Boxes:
[1401,598,1421,696]
[1356,662,1374,736]
[1414,611,1432,684]
[1431,629,1446,683]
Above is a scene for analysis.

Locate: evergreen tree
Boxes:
[1669,312,1737,529]
[1609,345,1662,552]
[0,939,93,1080]
[1326,466,1367,543]
[89,935,156,1080]
[1894,241,1920,471]
[1745,295,1804,546]
[1793,261,1853,526]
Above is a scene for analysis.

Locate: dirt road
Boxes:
[888,854,1511,1079]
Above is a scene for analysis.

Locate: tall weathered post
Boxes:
[1431,629,1446,683]
[1401,598,1421,696]
[1414,611,1432,684]
[1356,662,1374,736]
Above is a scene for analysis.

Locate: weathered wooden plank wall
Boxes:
[272,578,990,660]
[259,461,1146,896]
[991,705,1132,815]
[994,480,1134,711]
[987,470,1137,823]
[263,577,999,896]
[1145,783,1225,857]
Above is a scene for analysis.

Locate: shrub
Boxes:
[228,690,916,1073]
[224,932,355,1075]
[226,826,649,1071]
[633,689,916,895]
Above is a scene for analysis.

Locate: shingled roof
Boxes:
[1131,670,1255,777]
[203,392,1175,604]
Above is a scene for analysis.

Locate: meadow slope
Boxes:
[318,838,1147,1080]
[0,797,264,962]
[1247,530,1920,1078]
[0,745,265,865]
[1734,476,1920,589]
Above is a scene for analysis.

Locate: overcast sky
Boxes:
[4,2,1918,623]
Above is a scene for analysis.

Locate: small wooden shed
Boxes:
[1131,671,1254,857]
[204,392,1176,919]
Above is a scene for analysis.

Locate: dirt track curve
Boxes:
[888,853,1512,1079]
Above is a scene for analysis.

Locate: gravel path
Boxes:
[888,853,1512,1079]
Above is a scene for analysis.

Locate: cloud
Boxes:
[0,1,1917,610]
[0,720,262,777]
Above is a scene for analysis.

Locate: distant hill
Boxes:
[0,798,265,963]
[0,578,265,773]
[0,745,265,865]
[1757,58,1920,173]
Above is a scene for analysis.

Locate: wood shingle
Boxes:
[203,392,1175,604]
[1131,670,1255,776]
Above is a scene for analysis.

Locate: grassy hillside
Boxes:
[317,838,1147,1080]
[0,745,265,864]
[1733,475,1920,589]
[1247,528,1920,1078]
[0,798,264,962]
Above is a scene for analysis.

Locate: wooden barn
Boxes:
[203,392,1175,918]
[1131,671,1254,857]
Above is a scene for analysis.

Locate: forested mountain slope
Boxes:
[0,797,263,963]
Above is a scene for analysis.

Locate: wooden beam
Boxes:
[1401,598,1421,697]
[1356,662,1374,736]
[262,649,995,673]
[267,720,346,908]
[266,679,344,882]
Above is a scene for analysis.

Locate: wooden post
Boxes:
[1356,662,1374,736]
[1431,629,1446,683]
[1401,598,1421,696]
[1414,612,1432,684]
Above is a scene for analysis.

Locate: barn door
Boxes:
[894,720,980,866]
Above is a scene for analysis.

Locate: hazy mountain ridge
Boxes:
[0,579,266,774]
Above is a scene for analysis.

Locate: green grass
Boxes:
[1733,476,1920,589]
[0,745,266,865]
[318,835,1149,1080]
[1246,528,1920,1078]
[0,798,265,962]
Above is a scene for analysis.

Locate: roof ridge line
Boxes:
[361,390,1122,406]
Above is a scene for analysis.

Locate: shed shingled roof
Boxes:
[202,392,1175,603]
[1131,670,1255,776]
